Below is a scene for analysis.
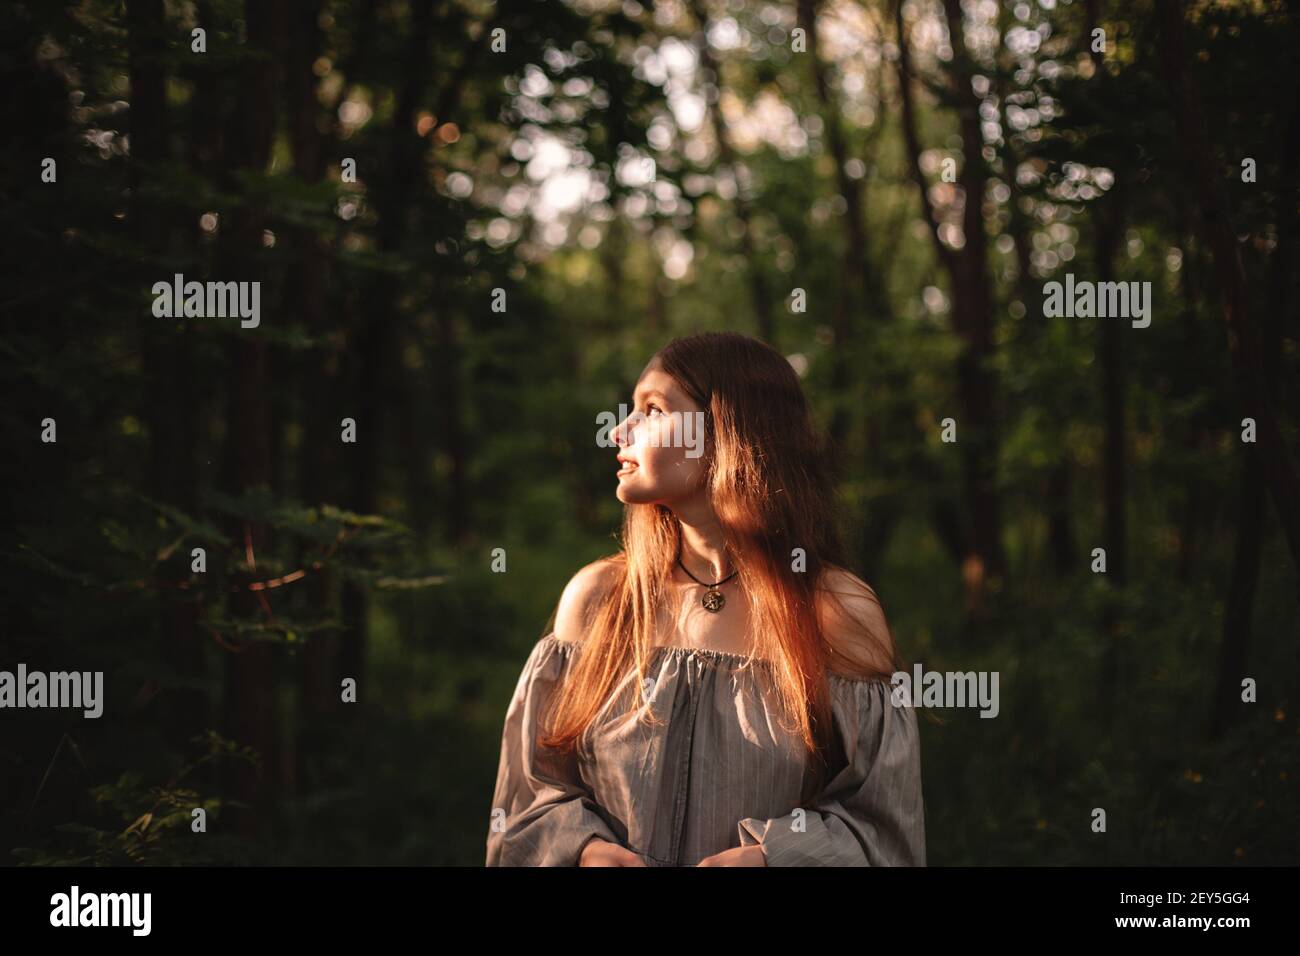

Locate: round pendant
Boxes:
[702,589,726,613]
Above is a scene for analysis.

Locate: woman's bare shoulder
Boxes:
[814,565,896,677]
[553,556,624,645]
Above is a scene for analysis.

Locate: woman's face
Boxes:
[612,363,709,506]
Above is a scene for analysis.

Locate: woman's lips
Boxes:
[617,461,639,476]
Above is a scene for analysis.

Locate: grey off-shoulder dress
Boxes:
[484,633,926,867]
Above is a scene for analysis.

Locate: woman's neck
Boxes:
[674,522,731,582]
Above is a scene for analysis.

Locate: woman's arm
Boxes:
[734,570,925,866]
[736,675,926,866]
[486,559,632,866]
[485,634,624,865]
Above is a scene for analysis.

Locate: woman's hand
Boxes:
[695,845,767,866]
[579,838,648,866]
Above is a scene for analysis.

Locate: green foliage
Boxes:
[13,732,257,866]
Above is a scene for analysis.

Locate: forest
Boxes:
[1,0,1297,865]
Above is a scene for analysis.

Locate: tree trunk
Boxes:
[1209,448,1265,738]
[127,0,209,758]
[1094,190,1127,725]
[1209,70,1299,737]
[797,0,903,504]
[1096,194,1127,587]
[218,0,285,841]
[895,0,1006,610]
[340,0,435,687]
[1156,0,1300,575]
[686,0,772,344]
[282,0,345,757]
[995,5,1074,577]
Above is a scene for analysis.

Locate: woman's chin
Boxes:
[616,483,656,505]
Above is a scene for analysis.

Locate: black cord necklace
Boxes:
[676,554,739,613]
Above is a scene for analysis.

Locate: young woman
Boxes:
[485,331,926,866]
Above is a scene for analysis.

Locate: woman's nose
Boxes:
[613,409,643,447]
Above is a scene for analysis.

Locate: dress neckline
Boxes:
[544,632,888,684]
[545,632,770,667]
[649,642,774,667]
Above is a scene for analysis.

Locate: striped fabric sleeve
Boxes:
[485,637,622,866]
[736,676,926,866]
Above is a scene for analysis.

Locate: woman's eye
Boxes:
[647,404,663,417]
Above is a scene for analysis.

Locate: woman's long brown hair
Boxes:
[538,331,905,800]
